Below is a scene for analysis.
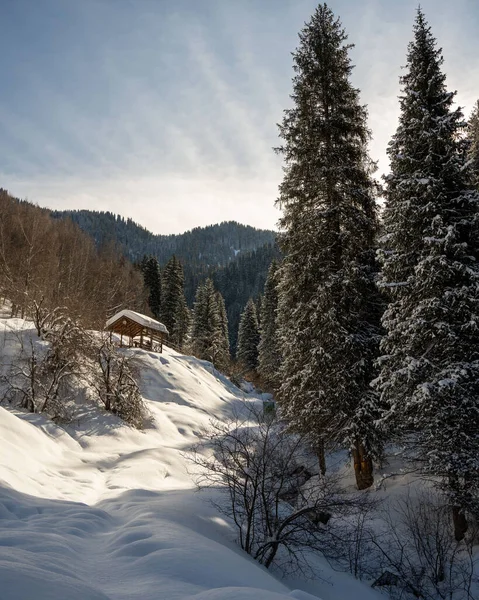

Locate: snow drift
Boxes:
[0,317,380,600]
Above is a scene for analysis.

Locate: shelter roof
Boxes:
[105,309,169,335]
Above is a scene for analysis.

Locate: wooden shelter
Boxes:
[105,310,169,353]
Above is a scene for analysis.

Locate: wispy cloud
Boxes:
[0,0,477,233]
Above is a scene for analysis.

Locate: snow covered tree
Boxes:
[237,299,260,373]
[191,279,215,361]
[375,9,479,538]
[214,291,231,370]
[255,294,263,329]
[275,3,383,489]
[191,279,229,369]
[2,316,85,421]
[142,256,162,320]
[467,100,479,189]
[91,335,145,428]
[161,255,190,349]
[176,302,192,351]
[258,260,281,390]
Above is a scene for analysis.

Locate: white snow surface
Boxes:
[105,309,169,334]
[0,316,381,600]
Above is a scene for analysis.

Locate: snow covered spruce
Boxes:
[274,3,384,490]
[374,9,479,540]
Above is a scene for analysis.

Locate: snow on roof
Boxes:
[105,309,169,335]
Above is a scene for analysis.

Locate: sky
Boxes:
[0,0,478,235]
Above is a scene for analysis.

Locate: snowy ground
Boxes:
[0,315,384,600]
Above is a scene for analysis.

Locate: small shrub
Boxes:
[90,336,145,428]
[370,489,478,600]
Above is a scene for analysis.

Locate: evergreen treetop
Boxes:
[467,100,479,188]
[214,291,231,371]
[162,255,190,349]
[191,279,229,369]
[380,8,472,288]
[237,298,260,373]
[258,260,281,390]
[142,256,162,320]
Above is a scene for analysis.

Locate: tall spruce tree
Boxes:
[258,260,281,390]
[236,299,260,373]
[162,255,190,349]
[375,9,479,538]
[275,3,383,488]
[191,279,229,369]
[255,294,263,329]
[142,255,162,320]
[214,291,231,370]
[467,100,479,189]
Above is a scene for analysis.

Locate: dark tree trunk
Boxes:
[352,440,374,490]
[452,506,468,541]
[449,474,468,541]
[315,439,327,476]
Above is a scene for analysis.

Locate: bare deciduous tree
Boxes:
[89,334,146,428]
[0,321,81,422]
[371,489,478,600]
[31,298,68,338]
[0,189,147,330]
[190,403,370,576]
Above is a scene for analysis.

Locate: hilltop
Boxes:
[51,210,276,270]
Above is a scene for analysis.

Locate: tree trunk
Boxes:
[449,474,468,541]
[352,440,374,490]
[452,506,468,541]
[315,439,327,476]
[263,543,279,569]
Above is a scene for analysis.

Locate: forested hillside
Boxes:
[0,190,147,327]
[2,2,479,599]
[52,208,279,351]
[52,210,276,268]
[212,243,281,351]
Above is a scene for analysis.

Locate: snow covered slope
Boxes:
[0,317,380,600]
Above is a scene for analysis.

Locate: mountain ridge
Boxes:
[51,209,277,269]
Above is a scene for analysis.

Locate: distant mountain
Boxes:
[51,210,276,268]
[52,209,280,353]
